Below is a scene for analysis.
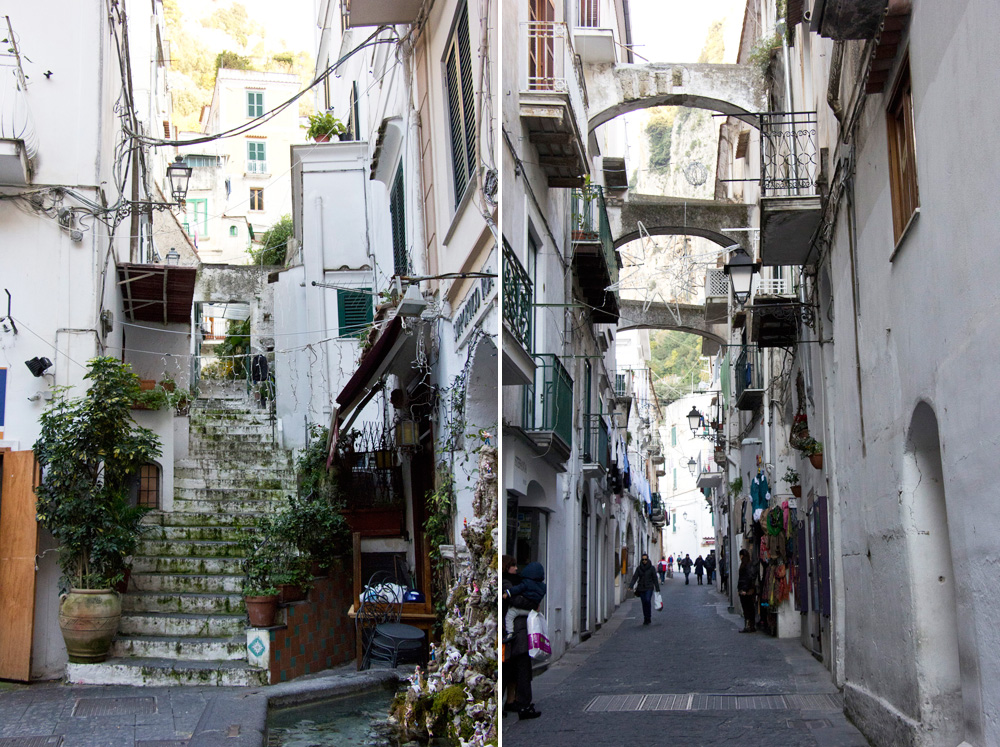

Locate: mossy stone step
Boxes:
[137,539,244,559]
[112,635,247,662]
[130,572,244,594]
[118,611,247,638]
[142,511,261,528]
[131,555,242,575]
[122,591,245,615]
[145,525,246,542]
[65,657,268,687]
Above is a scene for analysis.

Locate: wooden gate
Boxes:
[0,450,39,681]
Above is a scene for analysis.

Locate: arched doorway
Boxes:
[901,402,966,745]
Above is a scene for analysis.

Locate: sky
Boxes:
[628,0,746,63]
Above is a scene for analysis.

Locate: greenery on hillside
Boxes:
[648,330,707,404]
[163,0,314,132]
[698,20,726,64]
[249,214,293,265]
[646,108,676,174]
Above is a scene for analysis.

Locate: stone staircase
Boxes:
[66,396,295,686]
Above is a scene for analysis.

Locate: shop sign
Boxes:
[453,248,497,348]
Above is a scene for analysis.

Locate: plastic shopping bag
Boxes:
[527,610,551,660]
[654,591,663,611]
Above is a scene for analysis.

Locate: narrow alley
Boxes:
[504,577,868,747]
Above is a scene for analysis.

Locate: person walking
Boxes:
[666,554,674,578]
[501,555,542,719]
[681,554,693,585]
[629,553,660,625]
[737,549,757,633]
[705,551,716,584]
[694,555,705,585]
[657,556,667,583]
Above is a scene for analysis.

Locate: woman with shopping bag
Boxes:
[628,553,660,625]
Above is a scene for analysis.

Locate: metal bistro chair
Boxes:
[357,572,425,669]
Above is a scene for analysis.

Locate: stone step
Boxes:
[190,410,272,423]
[191,421,275,434]
[122,591,245,616]
[186,446,289,462]
[130,572,244,595]
[172,486,289,500]
[137,539,244,559]
[190,432,275,447]
[66,657,267,687]
[143,511,261,528]
[119,611,247,638]
[170,497,284,514]
[112,635,246,662]
[144,524,246,543]
[174,474,293,491]
[175,460,294,475]
[131,555,241,575]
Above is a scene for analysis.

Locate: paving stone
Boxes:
[503,580,871,746]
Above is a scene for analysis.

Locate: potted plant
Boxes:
[782,467,801,498]
[273,555,313,604]
[802,438,824,470]
[304,111,347,142]
[790,413,810,450]
[238,517,280,627]
[34,357,161,663]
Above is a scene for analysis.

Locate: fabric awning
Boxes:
[116,263,197,324]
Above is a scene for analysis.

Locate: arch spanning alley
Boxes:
[616,299,726,349]
[607,195,754,253]
[586,62,766,134]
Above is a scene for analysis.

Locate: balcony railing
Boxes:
[523,353,573,448]
[734,344,764,409]
[246,160,268,174]
[582,413,610,470]
[578,0,600,27]
[521,21,572,93]
[614,372,628,398]
[571,185,619,289]
[503,242,533,352]
[760,112,819,198]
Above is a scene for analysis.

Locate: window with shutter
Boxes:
[887,56,919,245]
[338,287,373,337]
[389,167,408,276]
[444,3,476,207]
[247,90,264,118]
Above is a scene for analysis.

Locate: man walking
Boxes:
[629,553,660,625]
[705,551,716,584]
[657,556,667,583]
[681,554,693,585]
[694,555,706,585]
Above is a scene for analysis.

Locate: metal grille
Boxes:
[706,268,730,299]
[585,692,842,712]
[502,240,533,351]
[760,111,819,198]
[72,697,157,717]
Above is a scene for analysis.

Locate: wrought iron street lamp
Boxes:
[166,155,193,206]
[687,405,703,434]
[165,248,180,265]
[687,457,697,476]
[723,246,760,308]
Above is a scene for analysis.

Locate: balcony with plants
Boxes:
[502,241,535,386]
[518,20,588,187]
[571,185,620,323]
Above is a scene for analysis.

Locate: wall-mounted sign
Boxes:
[453,247,497,349]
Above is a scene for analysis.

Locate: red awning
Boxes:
[336,315,404,413]
[116,263,197,324]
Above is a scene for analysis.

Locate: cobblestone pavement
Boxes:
[503,576,871,747]
[0,667,399,747]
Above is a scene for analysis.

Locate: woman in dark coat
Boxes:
[737,549,757,632]
[501,555,541,719]
[694,555,706,585]
[629,553,660,625]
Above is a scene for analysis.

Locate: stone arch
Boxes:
[616,299,726,349]
[900,402,967,745]
[586,62,767,136]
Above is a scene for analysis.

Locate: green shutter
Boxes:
[457,3,476,185]
[445,41,466,202]
[445,3,474,207]
[389,167,408,276]
[247,91,263,117]
[338,288,373,337]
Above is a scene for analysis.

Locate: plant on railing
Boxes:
[748,30,783,76]
[303,111,347,142]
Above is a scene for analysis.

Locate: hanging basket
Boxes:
[808,453,824,470]
[791,485,802,498]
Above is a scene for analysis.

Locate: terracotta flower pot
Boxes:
[791,485,802,498]
[59,589,122,663]
[809,453,824,470]
[278,584,307,604]
[245,595,278,627]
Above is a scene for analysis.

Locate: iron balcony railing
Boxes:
[734,344,764,402]
[571,184,619,288]
[760,111,819,198]
[578,0,600,27]
[523,353,573,448]
[582,413,610,470]
[754,266,799,297]
[246,160,268,174]
[502,241,533,352]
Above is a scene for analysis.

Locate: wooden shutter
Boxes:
[457,5,476,188]
[389,167,408,276]
[445,38,467,202]
[338,288,372,337]
[0,450,39,681]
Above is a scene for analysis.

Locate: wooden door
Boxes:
[0,451,39,681]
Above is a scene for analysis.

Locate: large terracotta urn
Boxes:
[59,589,121,663]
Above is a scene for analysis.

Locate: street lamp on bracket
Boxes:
[723,245,760,308]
